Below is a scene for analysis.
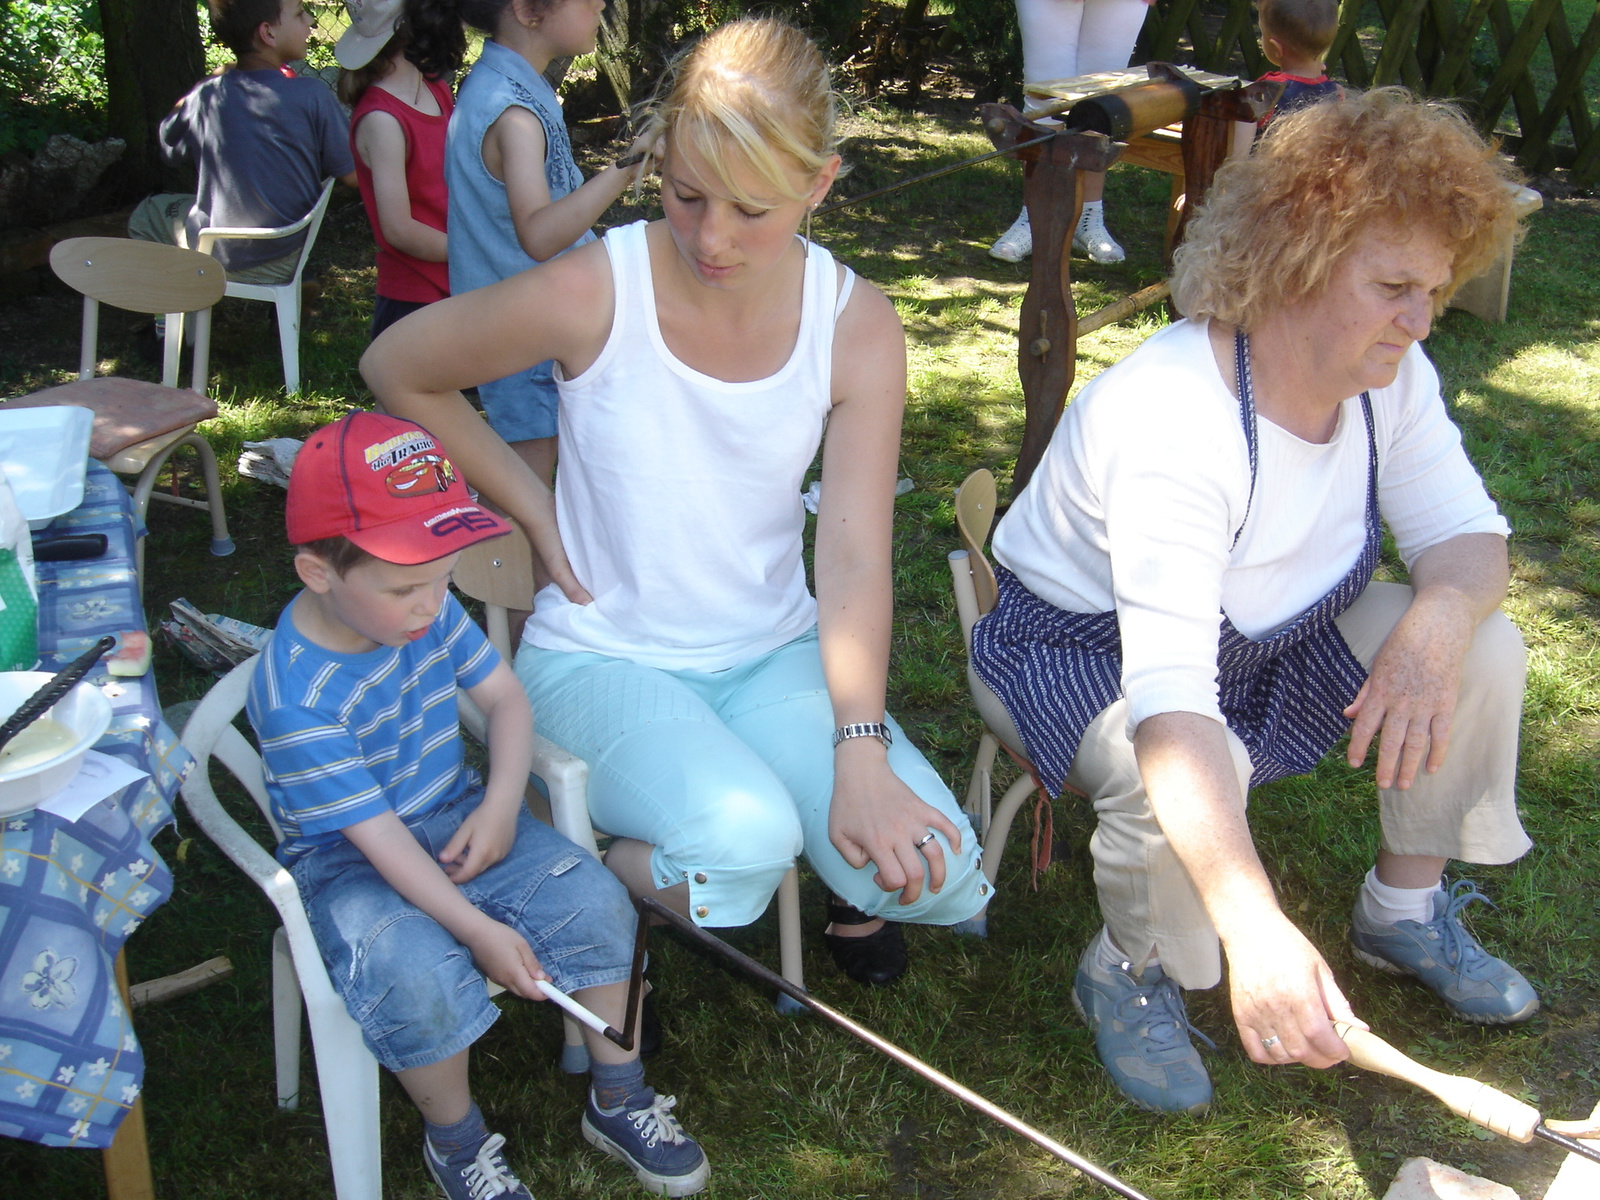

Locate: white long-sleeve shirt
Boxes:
[992,318,1509,731]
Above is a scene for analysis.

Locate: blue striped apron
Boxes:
[972,331,1379,799]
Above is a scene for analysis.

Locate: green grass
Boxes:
[2,91,1597,1199]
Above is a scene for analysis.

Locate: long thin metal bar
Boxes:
[1535,1123,1600,1166]
[813,129,1065,218]
[638,897,1157,1200]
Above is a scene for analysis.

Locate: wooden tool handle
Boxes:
[1335,1022,1540,1142]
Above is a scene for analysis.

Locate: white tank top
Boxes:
[524,220,855,671]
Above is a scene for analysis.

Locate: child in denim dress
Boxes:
[405,0,651,488]
[248,411,707,1199]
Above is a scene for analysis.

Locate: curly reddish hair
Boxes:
[1171,88,1525,330]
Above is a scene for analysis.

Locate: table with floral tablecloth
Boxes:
[0,461,192,1149]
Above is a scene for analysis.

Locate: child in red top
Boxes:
[337,0,453,339]
[1231,0,1343,156]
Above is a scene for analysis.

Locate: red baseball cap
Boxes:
[287,412,510,564]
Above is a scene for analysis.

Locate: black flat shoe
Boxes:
[822,899,908,986]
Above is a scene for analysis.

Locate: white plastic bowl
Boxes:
[0,671,113,818]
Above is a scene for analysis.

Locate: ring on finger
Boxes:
[1261,1035,1281,1049]
[914,832,936,849]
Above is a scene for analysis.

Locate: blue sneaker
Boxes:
[1071,939,1214,1114]
[1349,879,1539,1024]
[582,1089,709,1197]
[424,1131,534,1200]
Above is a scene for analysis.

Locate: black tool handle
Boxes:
[32,534,109,562]
[0,635,117,754]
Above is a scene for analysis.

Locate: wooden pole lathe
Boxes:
[981,69,1281,496]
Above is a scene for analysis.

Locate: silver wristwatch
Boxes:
[832,722,893,749]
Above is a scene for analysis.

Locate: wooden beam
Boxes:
[129,956,234,1007]
[1431,0,1497,94]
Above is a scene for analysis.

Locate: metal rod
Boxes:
[543,909,648,1050]
[1535,1123,1600,1166]
[538,980,626,1046]
[813,129,1066,218]
[638,897,1157,1200]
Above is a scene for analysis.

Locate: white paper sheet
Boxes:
[35,750,151,822]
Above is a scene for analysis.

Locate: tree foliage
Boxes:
[0,0,108,155]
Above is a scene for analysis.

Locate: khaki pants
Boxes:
[1063,581,1531,990]
[127,193,298,285]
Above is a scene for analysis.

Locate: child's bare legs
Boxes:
[572,979,643,1068]
[397,1048,472,1126]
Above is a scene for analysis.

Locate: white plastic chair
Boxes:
[452,523,808,1010]
[177,654,594,1200]
[948,468,1080,936]
[9,237,235,587]
[193,176,335,395]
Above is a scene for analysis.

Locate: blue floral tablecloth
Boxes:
[0,462,191,1148]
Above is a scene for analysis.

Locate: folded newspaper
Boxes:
[159,599,272,673]
[237,438,303,488]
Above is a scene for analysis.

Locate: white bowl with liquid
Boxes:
[0,672,113,817]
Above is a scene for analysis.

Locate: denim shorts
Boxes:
[477,359,559,443]
[293,790,636,1071]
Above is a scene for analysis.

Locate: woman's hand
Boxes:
[1344,533,1508,790]
[1343,589,1475,789]
[1224,910,1364,1067]
[827,741,962,905]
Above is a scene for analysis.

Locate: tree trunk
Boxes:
[97,0,207,199]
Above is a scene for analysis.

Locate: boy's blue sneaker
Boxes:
[582,1088,709,1197]
[424,1131,534,1200]
[1071,940,1214,1114]
[1349,879,1539,1024]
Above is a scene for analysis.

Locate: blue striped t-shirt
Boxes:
[249,591,498,865]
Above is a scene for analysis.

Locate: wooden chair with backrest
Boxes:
[178,654,595,1200]
[7,236,235,586]
[948,468,1070,935]
[452,523,808,1010]
[194,176,335,396]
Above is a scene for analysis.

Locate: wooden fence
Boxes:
[1135,0,1600,183]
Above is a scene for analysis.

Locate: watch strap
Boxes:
[832,721,893,749]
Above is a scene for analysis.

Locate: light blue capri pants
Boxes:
[515,627,993,929]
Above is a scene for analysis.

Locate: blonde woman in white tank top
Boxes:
[365,18,990,989]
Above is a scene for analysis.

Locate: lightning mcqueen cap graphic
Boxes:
[287,411,511,563]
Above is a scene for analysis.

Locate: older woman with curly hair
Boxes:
[969,89,1536,1113]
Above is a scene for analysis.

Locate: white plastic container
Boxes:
[0,406,95,530]
[0,672,113,817]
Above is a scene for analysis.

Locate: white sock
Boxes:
[1360,867,1441,926]
[1095,926,1159,976]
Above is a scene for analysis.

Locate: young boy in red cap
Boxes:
[247,411,708,1199]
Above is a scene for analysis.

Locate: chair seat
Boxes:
[11,378,219,458]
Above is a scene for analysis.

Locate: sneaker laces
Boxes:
[1424,880,1501,978]
[458,1133,526,1200]
[1115,965,1217,1057]
[625,1092,689,1148]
